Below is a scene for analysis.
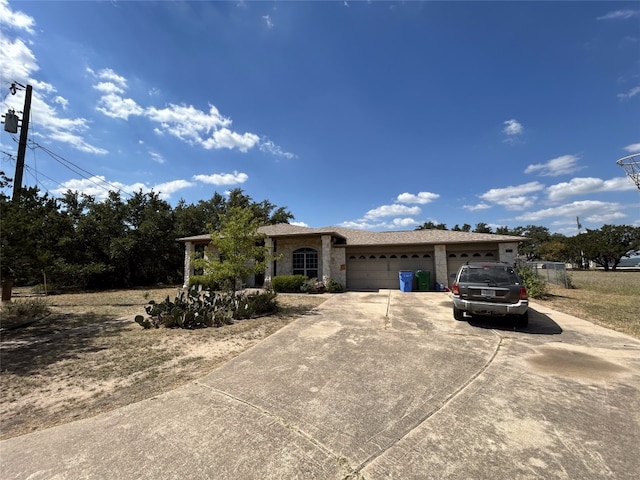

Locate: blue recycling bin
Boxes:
[399,271,414,292]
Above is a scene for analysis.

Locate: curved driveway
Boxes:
[2,291,639,479]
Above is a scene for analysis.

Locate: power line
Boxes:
[32,142,134,199]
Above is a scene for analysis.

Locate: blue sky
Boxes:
[1,0,639,234]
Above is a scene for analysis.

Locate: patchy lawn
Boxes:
[536,270,640,339]
[0,287,327,440]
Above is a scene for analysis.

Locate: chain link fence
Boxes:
[527,262,571,288]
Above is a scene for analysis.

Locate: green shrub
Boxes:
[326,278,344,293]
[136,287,232,329]
[516,264,549,299]
[272,275,308,293]
[188,274,221,291]
[135,287,279,328]
[234,290,278,319]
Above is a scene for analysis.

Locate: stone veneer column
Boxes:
[264,238,273,287]
[499,242,518,265]
[321,235,332,283]
[183,241,194,288]
[434,244,448,287]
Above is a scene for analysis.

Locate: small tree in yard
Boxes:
[194,206,276,295]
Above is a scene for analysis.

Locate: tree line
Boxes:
[1,171,292,291]
[2,169,638,294]
[416,221,640,271]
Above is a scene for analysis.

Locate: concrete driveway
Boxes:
[2,291,639,479]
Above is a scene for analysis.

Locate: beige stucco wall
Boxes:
[182,237,521,291]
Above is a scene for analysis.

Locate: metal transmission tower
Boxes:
[617,153,640,191]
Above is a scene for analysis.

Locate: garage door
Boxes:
[347,248,435,290]
[446,251,498,287]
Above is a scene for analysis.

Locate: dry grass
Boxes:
[2,272,637,440]
[0,287,326,440]
[536,270,640,339]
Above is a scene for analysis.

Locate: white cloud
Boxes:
[153,180,193,198]
[202,128,260,152]
[93,81,125,95]
[96,93,144,120]
[397,191,440,204]
[502,119,524,144]
[0,5,107,155]
[624,143,640,153]
[52,175,191,201]
[0,35,37,81]
[89,67,128,88]
[86,65,293,156]
[193,171,249,185]
[524,154,581,176]
[597,10,640,21]
[149,152,165,164]
[259,139,296,159]
[463,202,491,212]
[0,0,35,33]
[262,15,274,29]
[290,221,309,227]
[503,119,523,136]
[46,131,108,155]
[618,86,640,100]
[515,200,624,222]
[53,96,69,110]
[547,177,635,202]
[586,212,628,223]
[52,176,147,201]
[338,220,376,230]
[391,217,419,228]
[479,181,544,210]
[364,204,422,220]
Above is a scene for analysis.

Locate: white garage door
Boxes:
[347,248,435,290]
[446,251,498,286]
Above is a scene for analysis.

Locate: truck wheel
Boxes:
[453,306,464,321]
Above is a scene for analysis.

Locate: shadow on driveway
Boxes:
[466,308,563,335]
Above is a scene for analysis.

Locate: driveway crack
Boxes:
[193,381,353,475]
[346,332,505,478]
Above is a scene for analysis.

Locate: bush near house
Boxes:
[272,275,308,293]
[326,278,344,293]
[516,264,549,299]
[188,274,222,291]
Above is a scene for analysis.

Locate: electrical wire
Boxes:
[31,142,134,198]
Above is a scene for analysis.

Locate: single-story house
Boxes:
[178,223,526,290]
[178,224,526,291]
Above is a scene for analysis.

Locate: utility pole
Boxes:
[12,84,32,202]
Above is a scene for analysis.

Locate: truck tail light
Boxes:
[452,283,460,295]
[520,286,528,300]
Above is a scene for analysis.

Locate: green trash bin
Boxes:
[415,270,431,291]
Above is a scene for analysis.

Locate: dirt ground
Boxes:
[0,288,327,440]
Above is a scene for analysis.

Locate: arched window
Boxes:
[293,248,318,278]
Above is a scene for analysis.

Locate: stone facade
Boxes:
[178,224,525,291]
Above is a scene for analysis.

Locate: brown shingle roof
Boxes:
[178,224,525,245]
